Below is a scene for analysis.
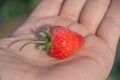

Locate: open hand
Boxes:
[0,0,120,80]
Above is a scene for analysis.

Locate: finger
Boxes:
[79,0,111,34]
[97,0,120,50]
[60,0,87,21]
[28,0,64,20]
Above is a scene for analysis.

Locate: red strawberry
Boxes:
[49,26,84,59]
[20,26,84,59]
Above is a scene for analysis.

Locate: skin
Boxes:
[0,0,120,80]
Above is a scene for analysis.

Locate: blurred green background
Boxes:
[0,0,120,80]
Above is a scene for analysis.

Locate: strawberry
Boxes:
[20,26,84,59]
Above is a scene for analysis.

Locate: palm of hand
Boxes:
[0,17,113,80]
[0,0,119,80]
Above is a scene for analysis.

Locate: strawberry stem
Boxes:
[38,42,51,52]
[39,32,47,38]
[19,40,47,51]
[19,27,52,52]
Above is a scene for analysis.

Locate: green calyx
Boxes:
[19,28,52,52]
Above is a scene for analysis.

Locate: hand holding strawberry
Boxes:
[20,26,84,59]
[0,0,119,80]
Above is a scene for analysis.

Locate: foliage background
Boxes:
[0,0,120,80]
